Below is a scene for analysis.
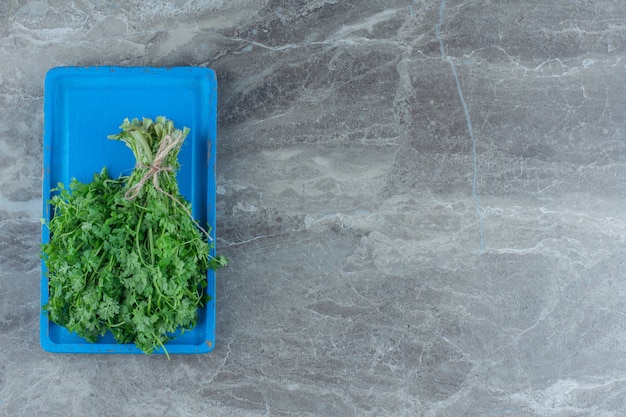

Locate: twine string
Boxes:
[124,132,212,240]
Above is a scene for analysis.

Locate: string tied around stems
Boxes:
[124,132,212,240]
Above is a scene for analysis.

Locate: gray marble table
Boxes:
[2,1,626,416]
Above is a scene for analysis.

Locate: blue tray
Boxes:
[41,66,218,354]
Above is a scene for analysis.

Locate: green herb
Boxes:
[42,117,227,357]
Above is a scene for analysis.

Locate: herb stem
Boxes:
[148,226,155,266]
[135,210,146,267]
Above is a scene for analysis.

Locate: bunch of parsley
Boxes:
[42,117,226,357]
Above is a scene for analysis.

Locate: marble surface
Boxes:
[2,0,626,415]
